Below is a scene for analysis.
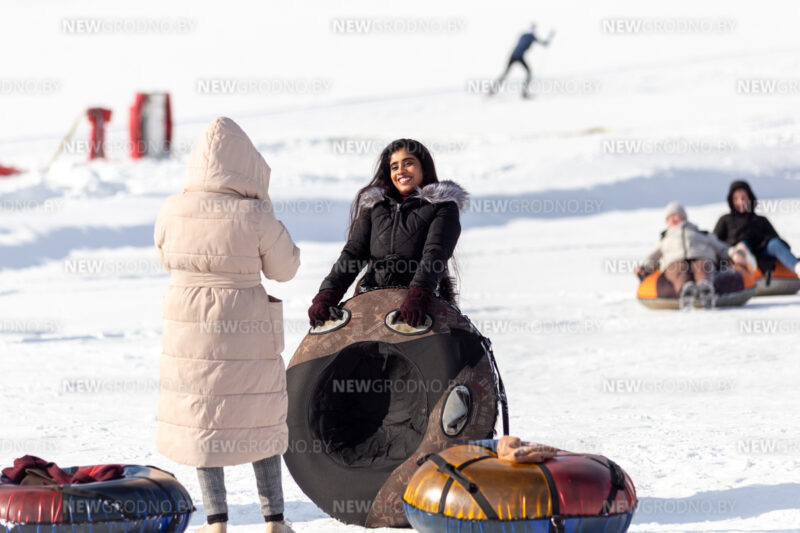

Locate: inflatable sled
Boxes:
[404,442,637,533]
[0,465,194,533]
[754,261,800,296]
[637,264,755,310]
[284,288,508,528]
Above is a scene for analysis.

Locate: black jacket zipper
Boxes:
[389,200,401,254]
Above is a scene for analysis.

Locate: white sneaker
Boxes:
[696,280,716,309]
[195,523,226,533]
[266,521,295,533]
[679,282,696,310]
[794,262,800,277]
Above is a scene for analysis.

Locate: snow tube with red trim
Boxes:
[754,261,800,296]
[0,465,194,533]
[404,441,636,533]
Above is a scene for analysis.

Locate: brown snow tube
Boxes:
[637,264,756,309]
[283,288,505,528]
[754,261,800,296]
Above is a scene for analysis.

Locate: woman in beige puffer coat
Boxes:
[154,117,300,533]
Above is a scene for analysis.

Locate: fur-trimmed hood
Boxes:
[359,180,469,212]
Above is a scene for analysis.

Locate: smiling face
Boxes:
[389,148,424,195]
[732,188,750,213]
[666,213,685,227]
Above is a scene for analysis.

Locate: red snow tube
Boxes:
[404,442,636,533]
[0,465,194,533]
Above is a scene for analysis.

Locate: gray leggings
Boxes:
[197,455,284,524]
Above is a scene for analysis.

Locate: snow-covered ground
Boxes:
[2,2,800,532]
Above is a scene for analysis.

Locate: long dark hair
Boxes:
[348,138,459,303]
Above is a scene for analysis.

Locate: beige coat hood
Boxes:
[184,116,271,200]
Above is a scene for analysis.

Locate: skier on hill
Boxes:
[490,23,554,99]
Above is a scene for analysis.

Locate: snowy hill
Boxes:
[1,1,800,532]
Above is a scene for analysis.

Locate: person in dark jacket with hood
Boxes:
[308,138,468,327]
[713,180,800,276]
[490,23,554,99]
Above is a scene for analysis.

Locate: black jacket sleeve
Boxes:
[320,208,372,292]
[755,216,780,251]
[713,216,729,244]
[411,202,461,291]
[743,215,780,253]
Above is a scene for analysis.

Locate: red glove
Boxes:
[399,286,432,327]
[308,288,345,327]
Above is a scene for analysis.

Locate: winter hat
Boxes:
[664,201,687,220]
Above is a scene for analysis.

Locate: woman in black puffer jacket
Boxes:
[308,138,468,327]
